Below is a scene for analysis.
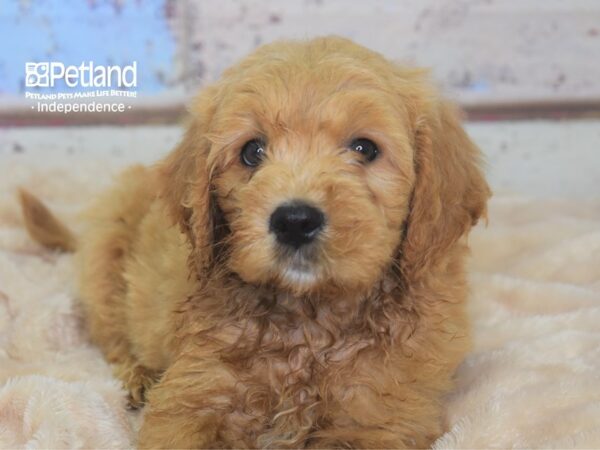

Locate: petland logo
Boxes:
[24,61,138,114]
[25,61,137,88]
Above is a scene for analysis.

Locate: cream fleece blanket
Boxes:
[0,158,599,449]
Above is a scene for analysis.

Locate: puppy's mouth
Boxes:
[269,200,326,288]
[275,245,322,288]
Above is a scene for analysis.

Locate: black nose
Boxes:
[269,202,325,249]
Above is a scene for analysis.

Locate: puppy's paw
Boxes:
[114,361,158,409]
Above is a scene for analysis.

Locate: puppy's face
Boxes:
[204,44,416,294]
[163,38,490,296]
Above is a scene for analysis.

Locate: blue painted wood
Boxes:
[0,0,176,95]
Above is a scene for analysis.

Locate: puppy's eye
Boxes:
[349,138,379,162]
[240,139,266,167]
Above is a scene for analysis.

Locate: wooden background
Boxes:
[1,0,599,125]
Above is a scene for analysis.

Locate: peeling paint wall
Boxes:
[1,0,599,104]
[0,0,176,95]
[173,0,600,103]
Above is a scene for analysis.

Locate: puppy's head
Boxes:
[160,37,490,295]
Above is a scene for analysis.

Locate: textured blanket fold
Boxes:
[1,160,598,449]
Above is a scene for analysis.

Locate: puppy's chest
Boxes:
[218,308,375,396]
[192,294,408,445]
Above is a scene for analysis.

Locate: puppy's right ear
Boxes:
[157,87,219,270]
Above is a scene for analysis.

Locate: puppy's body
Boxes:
[22,37,490,448]
[78,167,469,448]
[80,172,469,448]
[77,167,190,377]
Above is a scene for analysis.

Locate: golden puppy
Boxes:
[20,37,490,448]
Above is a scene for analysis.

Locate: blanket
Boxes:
[1,155,598,449]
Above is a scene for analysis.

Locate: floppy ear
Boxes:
[157,88,221,273]
[400,100,491,281]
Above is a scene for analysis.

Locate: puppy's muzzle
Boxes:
[269,201,325,249]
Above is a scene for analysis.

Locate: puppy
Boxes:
[20,37,490,448]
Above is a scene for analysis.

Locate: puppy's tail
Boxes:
[18,189,77,252]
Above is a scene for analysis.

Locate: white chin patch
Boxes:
[281,266,318,286]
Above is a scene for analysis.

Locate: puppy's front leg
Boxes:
[137,353,245,449]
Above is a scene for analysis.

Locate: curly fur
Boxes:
[20,37,490,448]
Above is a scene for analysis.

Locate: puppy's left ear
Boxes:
[400,99,491,280]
